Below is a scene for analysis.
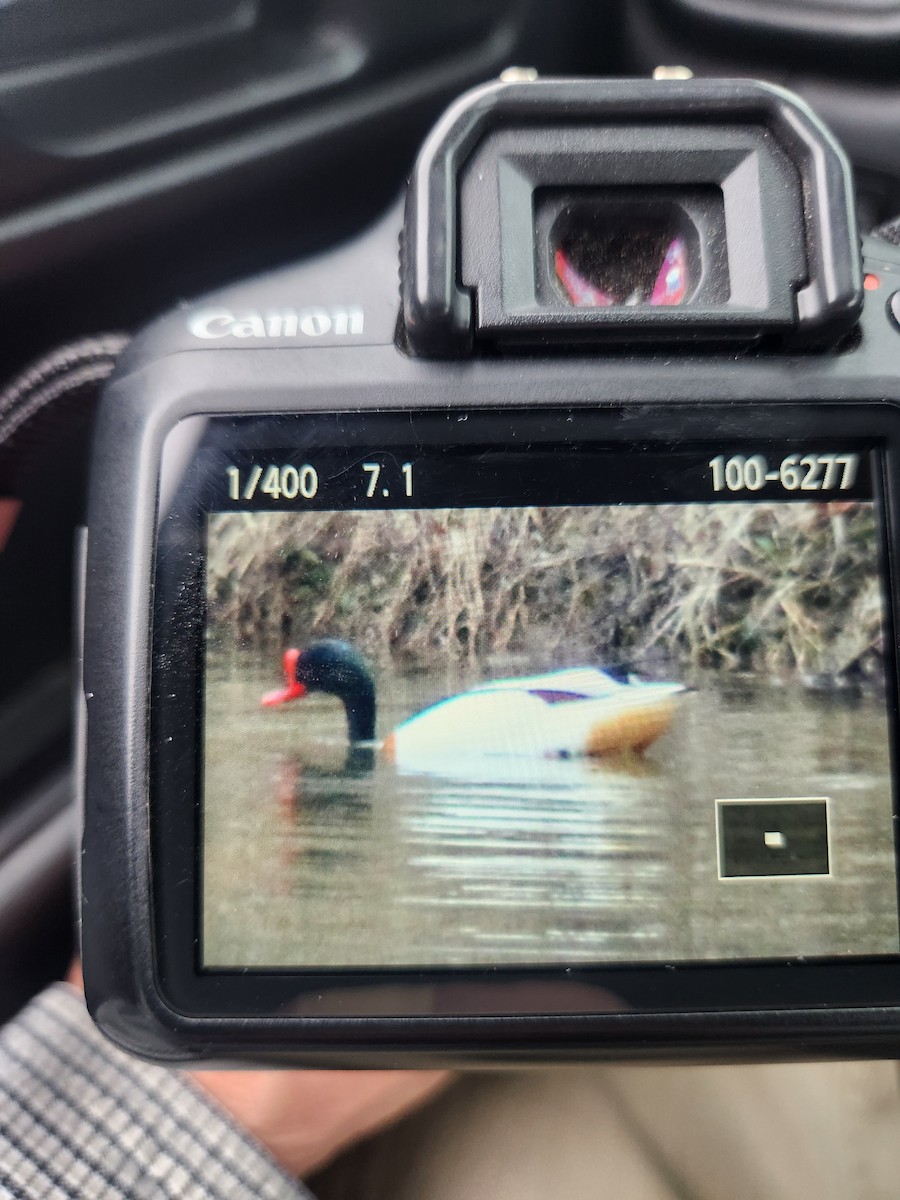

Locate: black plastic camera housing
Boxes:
[401,78,862,354]
[79,79,900,1066]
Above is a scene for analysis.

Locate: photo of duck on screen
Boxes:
[201,501,899,970]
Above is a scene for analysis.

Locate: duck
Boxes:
[261,640,685,769]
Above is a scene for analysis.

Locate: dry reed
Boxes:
[206,502,883,681]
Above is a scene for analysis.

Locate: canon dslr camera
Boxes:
[80,78,900,1065]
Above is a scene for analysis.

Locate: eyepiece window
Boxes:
[535,188,730,312]
[551,202,695,307]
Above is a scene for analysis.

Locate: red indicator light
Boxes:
[864,273,881,291]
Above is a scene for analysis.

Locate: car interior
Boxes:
[4,0,900,1112]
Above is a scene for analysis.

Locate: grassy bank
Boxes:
[206,502,883,681]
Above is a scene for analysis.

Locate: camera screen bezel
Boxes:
[149,402,900,1022]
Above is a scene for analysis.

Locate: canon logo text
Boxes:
[188,305,364,340]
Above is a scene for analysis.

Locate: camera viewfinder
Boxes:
[537,188,729,310]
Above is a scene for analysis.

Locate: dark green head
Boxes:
[262,639,376,744]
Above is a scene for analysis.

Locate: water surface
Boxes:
[202,656,899,968]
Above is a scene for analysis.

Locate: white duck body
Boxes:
[385,668,684,774]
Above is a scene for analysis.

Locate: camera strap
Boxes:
[872,214,900,248]
[0,334,129,494]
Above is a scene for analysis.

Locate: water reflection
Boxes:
[244,731,673,965]
[272,753,373,886]
[398,754,669,963]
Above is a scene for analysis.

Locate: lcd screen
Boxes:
[198,442,899,970]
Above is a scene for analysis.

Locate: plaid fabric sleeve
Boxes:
[0,983,314,1200]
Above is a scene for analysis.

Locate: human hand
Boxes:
[191,1063,450,1178]
[67,961,451,1179]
